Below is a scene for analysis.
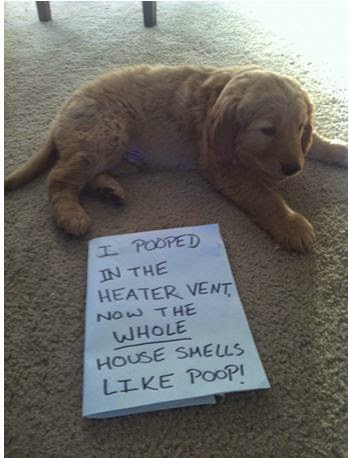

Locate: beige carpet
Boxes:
[4,2,348,457]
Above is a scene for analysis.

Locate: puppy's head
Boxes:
[208,69,313,181]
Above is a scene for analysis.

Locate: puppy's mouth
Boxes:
[254,161,285,181]
[267,170,302,182]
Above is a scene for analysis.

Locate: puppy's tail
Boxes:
[4,132,57,192]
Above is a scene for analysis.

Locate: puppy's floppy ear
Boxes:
[207,89,241,164]
[301,93,314,156]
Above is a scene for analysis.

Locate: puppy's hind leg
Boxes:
[89,173,126,205]
[48,155,95,236]
[49,97,134,234]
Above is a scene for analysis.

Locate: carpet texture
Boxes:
[4,2,348,457]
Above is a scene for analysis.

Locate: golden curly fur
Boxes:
[4,65,347,251]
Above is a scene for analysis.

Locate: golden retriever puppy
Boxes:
[4,65,347,252]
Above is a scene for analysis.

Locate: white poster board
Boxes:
[83,224,270,418]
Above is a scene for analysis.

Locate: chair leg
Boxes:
[142,1,157,27]
[36,1,51,22]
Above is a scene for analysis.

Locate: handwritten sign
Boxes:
[83,224,270,418]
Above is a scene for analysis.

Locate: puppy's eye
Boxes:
[260,127,276,136]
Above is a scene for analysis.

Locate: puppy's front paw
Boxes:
[275,212,315,252]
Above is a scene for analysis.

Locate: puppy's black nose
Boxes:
[282,163,301,176]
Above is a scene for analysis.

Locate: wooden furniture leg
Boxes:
[142,1,157,27]
[36,1,51,22]
[36,2,156,27]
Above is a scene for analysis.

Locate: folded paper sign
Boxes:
[83,224,270,418]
